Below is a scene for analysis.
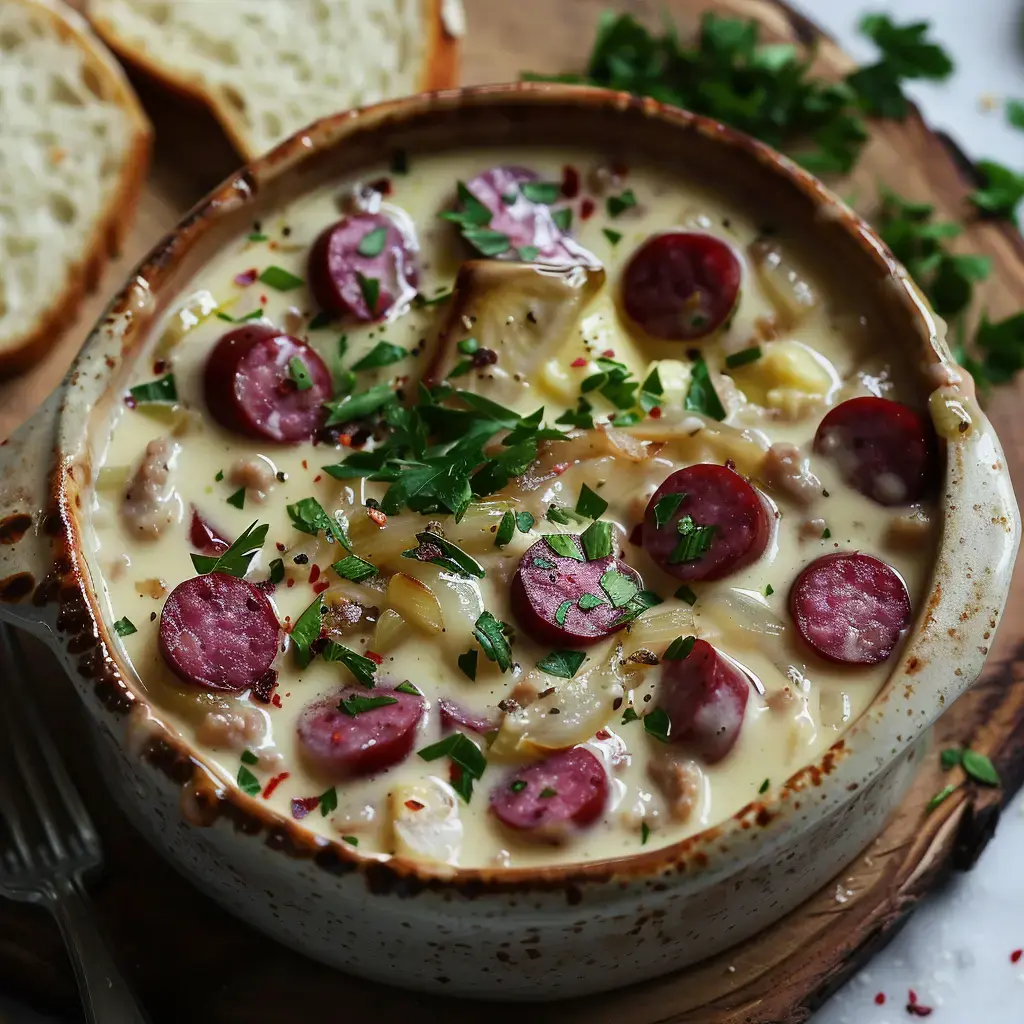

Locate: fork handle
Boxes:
[50,874,151,1024]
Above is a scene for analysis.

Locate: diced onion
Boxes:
[385,573,443,635]
[156,290,218,355]
[622,605,695,653]
[698,588,786,637]
[388,777,463,866]
[748,240,818,325]
[373,608,406,653]
[96,466,129,491]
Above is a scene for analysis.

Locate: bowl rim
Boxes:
[50,81,1019,894]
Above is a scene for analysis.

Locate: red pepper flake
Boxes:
[366,651,383,665]
[650,406,662,419]
[580,197,596,220]
[260,293,269,305]
[291,796,320,819]
[302,459,308,470]
[906,990,933,1017]
[271,693,283,708]
[308,564,321,584]
[368,176,393,195]
[124,394,137,409]
[313,580,330,594]
[286,578,295,588]
[338,433,353,447]
[551,462,570,476]
[601,348,615,358]
[1012,949,1023,963]
[570,357,588,368]
[405,799,424,811]
[276,542,286,552]
[725,458,737,471]
[450,763,463,787]
[561,165,580,198]
[595,729,611,740]
[313,474,322,483]
[875,993,886,1005]
[262,772,290,799]
[234,268,258,287]
[152,359,167,375]
[367,507,388,527]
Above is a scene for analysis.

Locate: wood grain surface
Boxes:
[3,1,1024,1022]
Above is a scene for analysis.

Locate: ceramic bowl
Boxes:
[0,84,1017,1000]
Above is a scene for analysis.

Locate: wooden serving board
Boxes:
[4,1,1024,1021]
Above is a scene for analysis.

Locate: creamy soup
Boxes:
[86,147,938,869]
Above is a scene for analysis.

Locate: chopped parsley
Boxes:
[341,835,359,846]
[396,682,421,696]
[545,504,589,527]
[390,150,409,174]
[764,583,775,596]
[621,707,639,724]
[545,534,585,561]
[319,786,338,816]
[510,780,527,794]
[940,747,964,770]
[215,470,224,482]
[724,346,762,369]
[669,515,716,564]
[129,373,177,404]
[759,778,770,794]
[539,787,558,799]
[268,558,285,584]
[457,649,478,681]
[675,584,698,605]
[356,225,388,258]
[240,749,259,766]
[338,693,398,716]
[578,592,605,611]
[552,207,573,232]
[653,492,685,530]
[611,588,663,626]
[308,311,333,330]
[581,356,640,411]
[287,497,342,544]
[321,383,394,427]
[248,233,269,242]
[516,511,535,533]
[112,616,137,637]
[473,611,512,672]
[537,650,587,679]
[191,521,268,577]
[216,308,264,324]
[259,265,304,291]
[521,181,561,203]
[962,749,1001,787]
[290,596,324,669]
[417,733,487,802]
[554,600,572,626]
[684,358,727,420]
[495,509,516,548]
[575,483,608,520]
[237,763,262,797]
[331,555,378,583]
[351,341,408,372]
[641,821,650,845]
[288,356,314,391]
[606,189,637,217]
[600,567,639,608]
[603,228,623,245]
[664,635,696,660]
[518,245,540,262]
[356,272,380,315]
[643,707,671,743]
[322,641,378,688]
[402,531,485,579]
[927,783,957,812]
[580,519,612,560]
[226,487,246,510]
[821,527,832,540]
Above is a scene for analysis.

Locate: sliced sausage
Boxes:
[308,211,418,321]
[789,552,912,664]
[438,697,497,735]
[621,232,742,340]
[642,464,770,581]
[189,506,230,556]
[204,324,333,444]
[490,747,607,836]
[658,638,749,763]
[813,397,936,506]
[511,536,643,646]
[455,166,594,265]
[296,687,425,778]
[159,573,280,692]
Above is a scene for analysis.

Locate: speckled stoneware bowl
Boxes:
[0,85,1017,1000]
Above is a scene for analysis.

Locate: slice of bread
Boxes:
[87,0,462,161]
[0,0,151,375]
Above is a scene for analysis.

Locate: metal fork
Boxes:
[0,624,150,1024]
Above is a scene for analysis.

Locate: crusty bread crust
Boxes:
[0,0,152,377]
[88,0,462,162]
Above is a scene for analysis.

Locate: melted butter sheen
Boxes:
[86,148,936,869]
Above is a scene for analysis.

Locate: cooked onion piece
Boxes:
[389,777,463,865]
[748,240,818,325]
[385,572,444,635]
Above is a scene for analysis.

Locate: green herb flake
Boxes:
[390,150,409,174]
[641,821,650,845]
[537,649,587,679]
[321,383,395,428]
[356,225,388,258]
[288,356,314,391]
[606,189,637,218]
[129,374,178,405]
[675,585,698,606]
[320,786,339,816]
[396,682,421,696]
[664,635,696,660]
[113,616,137,637]
[338,693,399,716]
[516,511,535,533]
[576,483,609,520]
[611,589,663,626]
[962,749,1001,787]
[518,245,540,262]
[521,181,562,204]
[603,228,623,245]
[495,509,516,548]
[643,707,671,743]
[927,783,957,813]
[669,515,717,564]
[725,346,763,369]
[653,492,685,530]
[580,519,613,561]
[457,649,478,681]
[621,707,639,724]
[308,311,333,330]
[1007,98,1024,131]
[462,227,512,257]
[822,527,832,540]
[259,265,304,291]
[226,487,246,510]
[940,748,964,770]
[321,641,378,688]
[417,733,487,802]
[268,558,285,585]
[191,521,269,577]
[403,530,485,579]
[474,611,513,673]
[539,787,558,799]
[341,834,359,846]
[578,592,605,611]
[216,308,265,324]
[764,583,775,597]
[545,534,585,561]
[287,497,339,543]
[552,207,573,232]
[240,749,259,766]
[351,341,409,372]
[356,272,381,316]
[554,600,572,627]
[248,233,269,242]
[600,568,639,608]
[510,780,527,793]
[215,470,224,482]
[237,764,262,797]
[331,555,378,583]
[457,337,480,355]
[290,595,324,669]
[684,358,727,420]
[759,778,770,794]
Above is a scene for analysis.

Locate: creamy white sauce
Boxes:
[85,147,936,868]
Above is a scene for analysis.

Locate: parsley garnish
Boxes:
[581,356,640,410]
[675,584,698,605]
[641,821,650,845]
[552,207,573,232]
[129,374,177,404]
[612,589,663,625]
[287,497,340,544]
[191,521,269,577]
[603,228,623,245]
[725,346,762,369]
[600,567,639,608]
[510,780,527,793]
[521,181,561,203]
[664,635,696,660]
[390,150,408,174]
[290,596,324,668]
[580,519,612,560]
[685,358,727,420]
[554,600,572,626]
[331,555,377,583]
[351,341,408,372]
[546,534,585,561]
[288,356,313,391]
[237,763,261,797]
[356,273,380,315]
[759,778,770,794]
[621,707,639,724]
[322,383,394,427]
[537,650,587,679]
[248,233,268,242]
[308,311,332,330]
[396,682,421,696]
[320,786,338,816]
[606,189,637,217]
[259,266,304,291]
[643,707,671,743]
[962,749,1001,786]
[518,245,540,261]
[495,510,516,548]
[338,693,398,716]
[578,593,605,611]
[322,641,378,688]
[821,527,832,540]
[341,834,359,846]
[356,226,388,257]
[457,649,478,681]
[941,747,963,770]
[764,583,775,597]
[927,783,957,812]
[970,160,1024,225]
[226,487,245,510]
[516,511,535,533]
[653,493,685,530]
[240,750,258,766]
[402,531,485,579]
[669,515,716,563]
[268,558,285,584]
[539,787,558,799]
[576,483,608,520]
[474,611,512,672]
[418,733,487,802]
[545,504,589,527]
[113,616,137,637]
[216,308,264,324]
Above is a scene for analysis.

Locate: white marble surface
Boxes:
[795,2,1024,1021]
[2,3,1023,1022]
